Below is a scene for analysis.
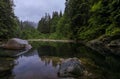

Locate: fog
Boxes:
[14,0,65,22]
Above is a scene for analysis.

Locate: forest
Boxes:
[0,0,120,79]
[0,0,120,41]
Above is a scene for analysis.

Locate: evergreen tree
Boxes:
[38,13,51,34]
[0,0,19,39]
[50,11,61,33]
[38,0,120,40]
[38,12,62,34]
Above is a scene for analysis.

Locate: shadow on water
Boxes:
[0,41,120,79]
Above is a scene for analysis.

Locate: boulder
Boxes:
[1,38,32,50]
[58,58,84,78]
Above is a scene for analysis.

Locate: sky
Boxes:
[14,0,65,23]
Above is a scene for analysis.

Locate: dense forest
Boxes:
[1,0,120,79]
[0,0,19,39]
[0,0,120,41]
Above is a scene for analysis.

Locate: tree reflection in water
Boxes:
[0,42,120,79]
[41,56,62,68]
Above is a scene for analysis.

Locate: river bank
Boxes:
[28,38,120,56]
[0,39,120,79]
[0,38,120,56]
[28,39,75,43]
[86,35,120,56]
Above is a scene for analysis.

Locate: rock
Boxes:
[1,38,32,50]
[87,39,112,55]
[86,39,120,56]
[107,39,120,47]
[58,58,84,78]
[107,40,120,55]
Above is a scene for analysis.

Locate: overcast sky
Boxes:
[14,0,65,22]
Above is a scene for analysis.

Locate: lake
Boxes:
[0,42,120,79]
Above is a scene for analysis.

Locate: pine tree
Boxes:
[0,0,18,39]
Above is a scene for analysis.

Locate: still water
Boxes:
[0,42,120,79]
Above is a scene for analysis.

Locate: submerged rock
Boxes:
[1,38,32,50]
[58,58,85,78]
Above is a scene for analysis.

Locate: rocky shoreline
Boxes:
[0,38,120,79]
[86,35,120,56]
[1,37,120,56]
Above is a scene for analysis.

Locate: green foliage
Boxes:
[91,1,102,12]
[18,21,40,39]
[77,0,120,40]
[38,13,51,34]
[79,26,105,40]
[50,11,62,33]
[56,15,71,39]
[0,0,19,39]
[106,24,120,36]
[36,0,120,41]
[20,28,40,39]
[37,11,65,39]
[38,12,62,34]
[2,0,119,40]
[63,0,91,39]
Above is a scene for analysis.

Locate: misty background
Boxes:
[14,0,65,23]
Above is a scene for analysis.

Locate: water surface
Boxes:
[0,42,120,79]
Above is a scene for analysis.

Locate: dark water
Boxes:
[0,42,120,79]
